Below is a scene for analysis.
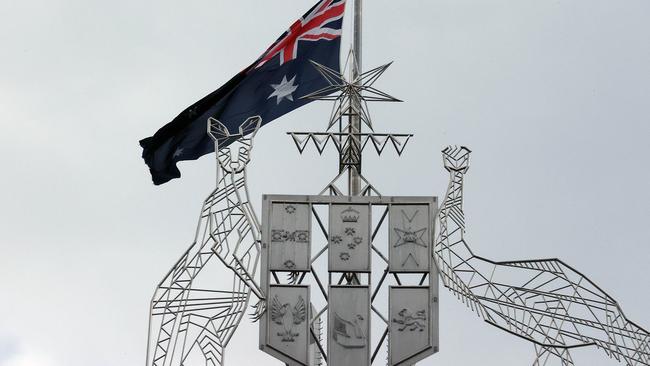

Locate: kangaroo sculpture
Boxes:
[147,117,264,366]
[146,131,649,366]
[435,146,650,366]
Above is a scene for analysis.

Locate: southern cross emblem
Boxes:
[268,75,299,105]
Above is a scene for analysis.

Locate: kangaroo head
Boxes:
[208,116,262,174]
[442,145,471,173]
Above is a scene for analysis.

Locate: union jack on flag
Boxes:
[256,0,346,68]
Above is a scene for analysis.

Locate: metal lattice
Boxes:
[144,13,650,364]
[434,146,650,366]
[146,117,264,366]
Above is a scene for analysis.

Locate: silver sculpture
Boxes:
[144,64,650,366]
[434,145,650,365]
[145,3,650,364]
[256,50,440,365]
[146,116,264,366]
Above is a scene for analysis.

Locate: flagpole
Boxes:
[349,0,362,196]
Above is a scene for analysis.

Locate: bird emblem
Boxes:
[270,295,307,342]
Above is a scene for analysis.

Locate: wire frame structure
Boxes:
[143,48,650,366]
[434,146,650,366]
[146,117,264,366]
[295,52,407,197]
[144,52,409,366]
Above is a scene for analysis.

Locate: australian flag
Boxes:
[140,0,346,185]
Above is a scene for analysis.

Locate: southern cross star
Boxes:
[173,147,184,158]
[268,75,299,105]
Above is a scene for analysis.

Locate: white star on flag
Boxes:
[268,75,299,105]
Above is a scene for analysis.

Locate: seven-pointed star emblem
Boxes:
[268,75,299,105]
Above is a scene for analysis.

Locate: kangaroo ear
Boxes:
[238,116,263,138]
[208,118,230,144]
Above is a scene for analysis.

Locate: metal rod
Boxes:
[312,268,329,300]
[371,328,389,363]
[310,326,328,362]
[349,0,362,196]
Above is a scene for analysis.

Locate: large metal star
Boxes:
[302,51,402,131]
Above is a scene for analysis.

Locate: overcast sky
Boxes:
[1,0,649,365]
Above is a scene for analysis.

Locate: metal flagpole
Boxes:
[349,0,362,196]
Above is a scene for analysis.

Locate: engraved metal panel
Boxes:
[389,204,432,273]
[260,195,440,366]
[328,286,370,366]
[328,204,371,272]
[389,286,437,365]
[269,202,311,271]
[267,285,310,366]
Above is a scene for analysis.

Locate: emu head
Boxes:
[442,145,471,174]
[208,116,262,174]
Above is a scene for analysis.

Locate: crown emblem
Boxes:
[341,207,361,223]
